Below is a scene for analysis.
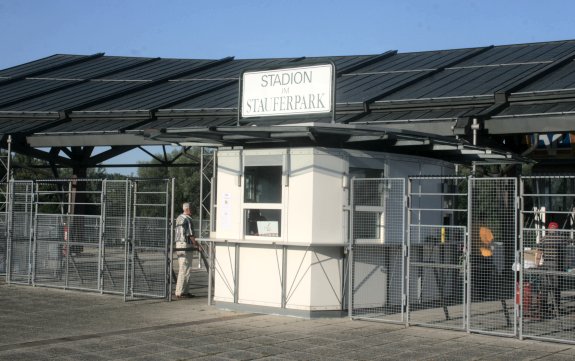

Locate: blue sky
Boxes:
[1,0,575,172]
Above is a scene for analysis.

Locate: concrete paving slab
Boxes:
[3,278,575,360]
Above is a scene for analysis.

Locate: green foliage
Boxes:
[137,147,209,217]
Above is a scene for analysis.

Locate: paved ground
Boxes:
[1,275,575,360]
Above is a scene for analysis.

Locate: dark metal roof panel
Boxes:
[101,58,214,80]
[160,82,238,110]
[336,71,430,103]
[178,58,294,80]
[0,79,80,105]
[512,60,575,93]
[378,63,548,101]
[0,54,86,78]
[0,118,57,133]
[302,55,376,71]
[82,80,230,110]
[1,81,143,111]
[181,56,382,80]
[352,48,476,73]
[456,41,575,66]
[37,56,154,79]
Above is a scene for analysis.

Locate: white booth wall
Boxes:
[211,147,453,314]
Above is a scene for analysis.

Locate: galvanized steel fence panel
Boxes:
[33,179,104,291]
[129,179,171,299]
[520,176,575,344]
[0,182,7,276]
[408,176,468,330]
[7,181,34,284]
[102,180,130,295]
[468,177,517,336]
[350,178,406,322]
[5,178,172,301]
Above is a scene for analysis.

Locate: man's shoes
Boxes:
[174,293,195,299]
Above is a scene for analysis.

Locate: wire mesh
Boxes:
[468,177,517,335]
[521,176,575,343]
[33,180,103,291]
[408,175,468,330]
[7,181,34,284]
[102,180,129,294]
[0,183,7,276]
[350,178,405,322]
[5,178,171,300]
[129,179,170,298]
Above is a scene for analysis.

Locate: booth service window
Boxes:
[244,166,282,237]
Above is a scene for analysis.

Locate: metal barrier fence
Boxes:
[520,176,575,343]
[130,179,171,299]
[4,178,173,300]
[0,182,7,276]
[468,177,517,336]
[407,176,468,330]
[350,176,575,344]
[7,181,34,284]
[349,178,406,322]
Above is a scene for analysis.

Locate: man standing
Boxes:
[537,221,568,315]
[174,202,197,299]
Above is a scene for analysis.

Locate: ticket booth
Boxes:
[211,146,453,315]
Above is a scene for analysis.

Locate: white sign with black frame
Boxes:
[241,64,334,118]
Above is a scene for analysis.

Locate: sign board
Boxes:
[257,221,279,237]
[241,64,334,118]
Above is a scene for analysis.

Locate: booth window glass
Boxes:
[245,209,281,237]
[244,166,282,203]
[350,167,387,243]
[243,165,282,238]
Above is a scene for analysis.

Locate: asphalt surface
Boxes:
[1,275,575,361]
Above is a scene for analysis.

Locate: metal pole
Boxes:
[234,243,239,304]
[466,176,472,332]
[518,177,524,340]
[30,182,37,286]
[207,241,213,306]
[130,181,137,298]
[281,245,287,309]
[3,137,12,282]
[348,177,355,318]
[163,179,169,297]
[98,180,105,293]
[513,177,519,337]
[5,180,12,283]
[168,178,175,301]
[6,135,11,182]
[199,147,204,238]
[406,178,412,326]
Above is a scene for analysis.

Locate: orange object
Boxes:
[480,247,493,257]
[479,226,494,245]
[479,226,494,257]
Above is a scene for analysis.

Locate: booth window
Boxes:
[245,209,281,236]
[244,166,282,203]
[243,165,282,238]
[350,167,388,244]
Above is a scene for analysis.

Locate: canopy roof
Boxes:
[2,39,575,166]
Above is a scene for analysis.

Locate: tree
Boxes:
[137,147,208,219]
